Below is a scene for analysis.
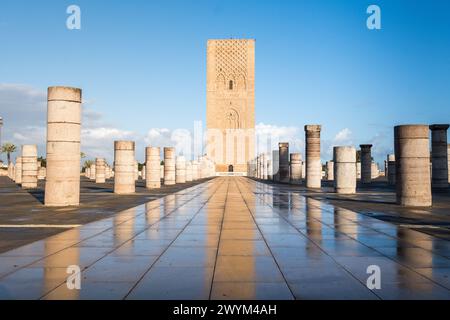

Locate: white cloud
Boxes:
[256,122,304,154]
[333,128,352,143]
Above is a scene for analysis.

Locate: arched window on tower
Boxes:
[229,80,233,90]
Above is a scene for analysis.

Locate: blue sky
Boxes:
[0,0,449,164]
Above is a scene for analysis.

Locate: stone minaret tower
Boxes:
[206,39,255,174]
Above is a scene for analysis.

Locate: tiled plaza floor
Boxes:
[0,177,449,300]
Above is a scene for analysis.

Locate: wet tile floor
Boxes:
[0,177,449,300]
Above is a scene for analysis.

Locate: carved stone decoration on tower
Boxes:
[206,39,255,174]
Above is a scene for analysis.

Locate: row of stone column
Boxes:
[8,145,46,189]
[113,143,214,194]
[251,123,449,207]
[38,86,217,206]
[248,125,321,184]
[85,160,113,182]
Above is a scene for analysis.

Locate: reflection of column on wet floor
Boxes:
[397,228,433,281]
[44,229,80,299]
[279,193,289,209]
[114,207,136,246]
[145,201,162,225]
[164,194,176,216]
[290,193,303,216]
[333,207,358,236]
[305,198,322,243]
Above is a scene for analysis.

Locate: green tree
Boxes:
[37,156,46,167]
[1,143,17,164]
[83,160,94,172]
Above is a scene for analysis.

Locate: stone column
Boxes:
[272,150,279,181]
[359,144,372,184]
[8,163,15,180]
[371,161,379,179]
[305,125,322,188]
[134,161,139,181]
[95,158,106,183]
[39,167,46,180]
[89,164,96,180]
[45,86,81,206]
[394,125,432,207]
[333,146,356,194]
[267,158,273,180]
[114,141,135,194]
[142,165,146,180]
[256,155,260,179]
[176,156,186,184]
[326,161,334,181]
[290,153,302,184]
[21,145,38,189]
[301,161,306,179]
[448,144,450,183]
[429,124,449,188]
[15,157,22,184]
[186,161,193,182]
[387,154,396,185]
[262,153,268,180]
[384,160,388,177]
[192,161,199,180]
[145,147,161,189]
[164,147,176,185]
[278,143,289,183]
[85,167,90,178]
[356,162,361,179]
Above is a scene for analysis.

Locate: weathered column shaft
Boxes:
[334,146,356,194]
[262,153,268,180]
[371,161,379,179]
[290,153,302,184]
[186,161,193,182]
[45,86,81,206]
[90,164,96,180]
[176,156,186,184]
[272,150,279,181]
[192,161,199,180]
[134,160,139,181]
[356,162,361,179]
[146,147,161,189]
[95,158,106,183]
[394,125,431,207]
[267,159,273,180]
[114,141,135,194]
[21,145,38,189]
[14,157,22,184]
[448,144,450,183]
[278,143,289,183]
[429,124,449,188]
[387,154,396,185]
[164,147,176,185]
[360,144,372,184]
[305,125,321,188]
[326,161,334,181]
[8,163,15,180]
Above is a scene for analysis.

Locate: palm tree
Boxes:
[1,143,17,164]
[83,160,94,170]
[37,156,46,167]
